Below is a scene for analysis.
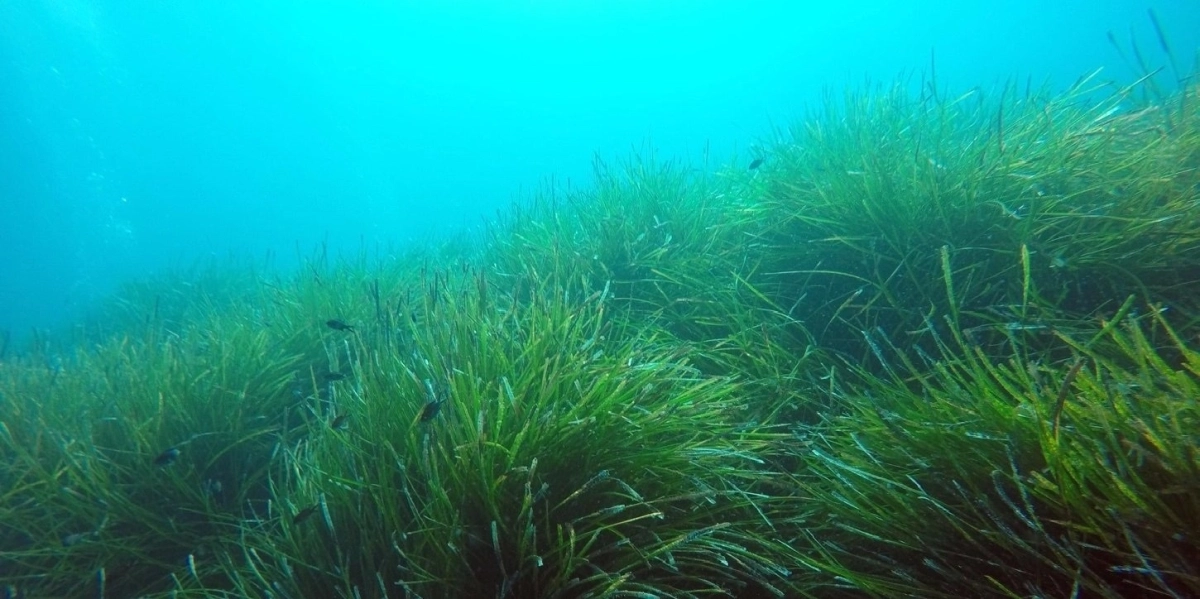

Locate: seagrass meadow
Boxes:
[2,71,1199,598]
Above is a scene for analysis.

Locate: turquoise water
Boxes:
[1,0,1196,340]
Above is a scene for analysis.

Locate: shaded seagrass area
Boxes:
[1,70,1198,598]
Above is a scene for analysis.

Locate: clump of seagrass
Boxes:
[787,302,1200,597]
[737,72,1200,362]
[231,267,803,598]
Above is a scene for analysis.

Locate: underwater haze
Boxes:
[1,0,1196,340]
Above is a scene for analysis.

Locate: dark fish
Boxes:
[323,372,347,382]
[748,158,764,170]
[1051,358,1087,438]
[293,504,319,525]
[325,319,354,332]
[418,400,443,423]
[330,413,349,430]
[153,447,180,467]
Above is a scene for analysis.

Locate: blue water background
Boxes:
[1,0,1197,340]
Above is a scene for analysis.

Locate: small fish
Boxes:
[203,478,224,496]
[748,158,764,170]
[293,503,320,525]
[1051,358,1086,438]
[418,400,443,423]
[323,372,347,382]
[325,319,355,332]
[153,447,181,467]
[330,413,349,430]
[62,532,88,547]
